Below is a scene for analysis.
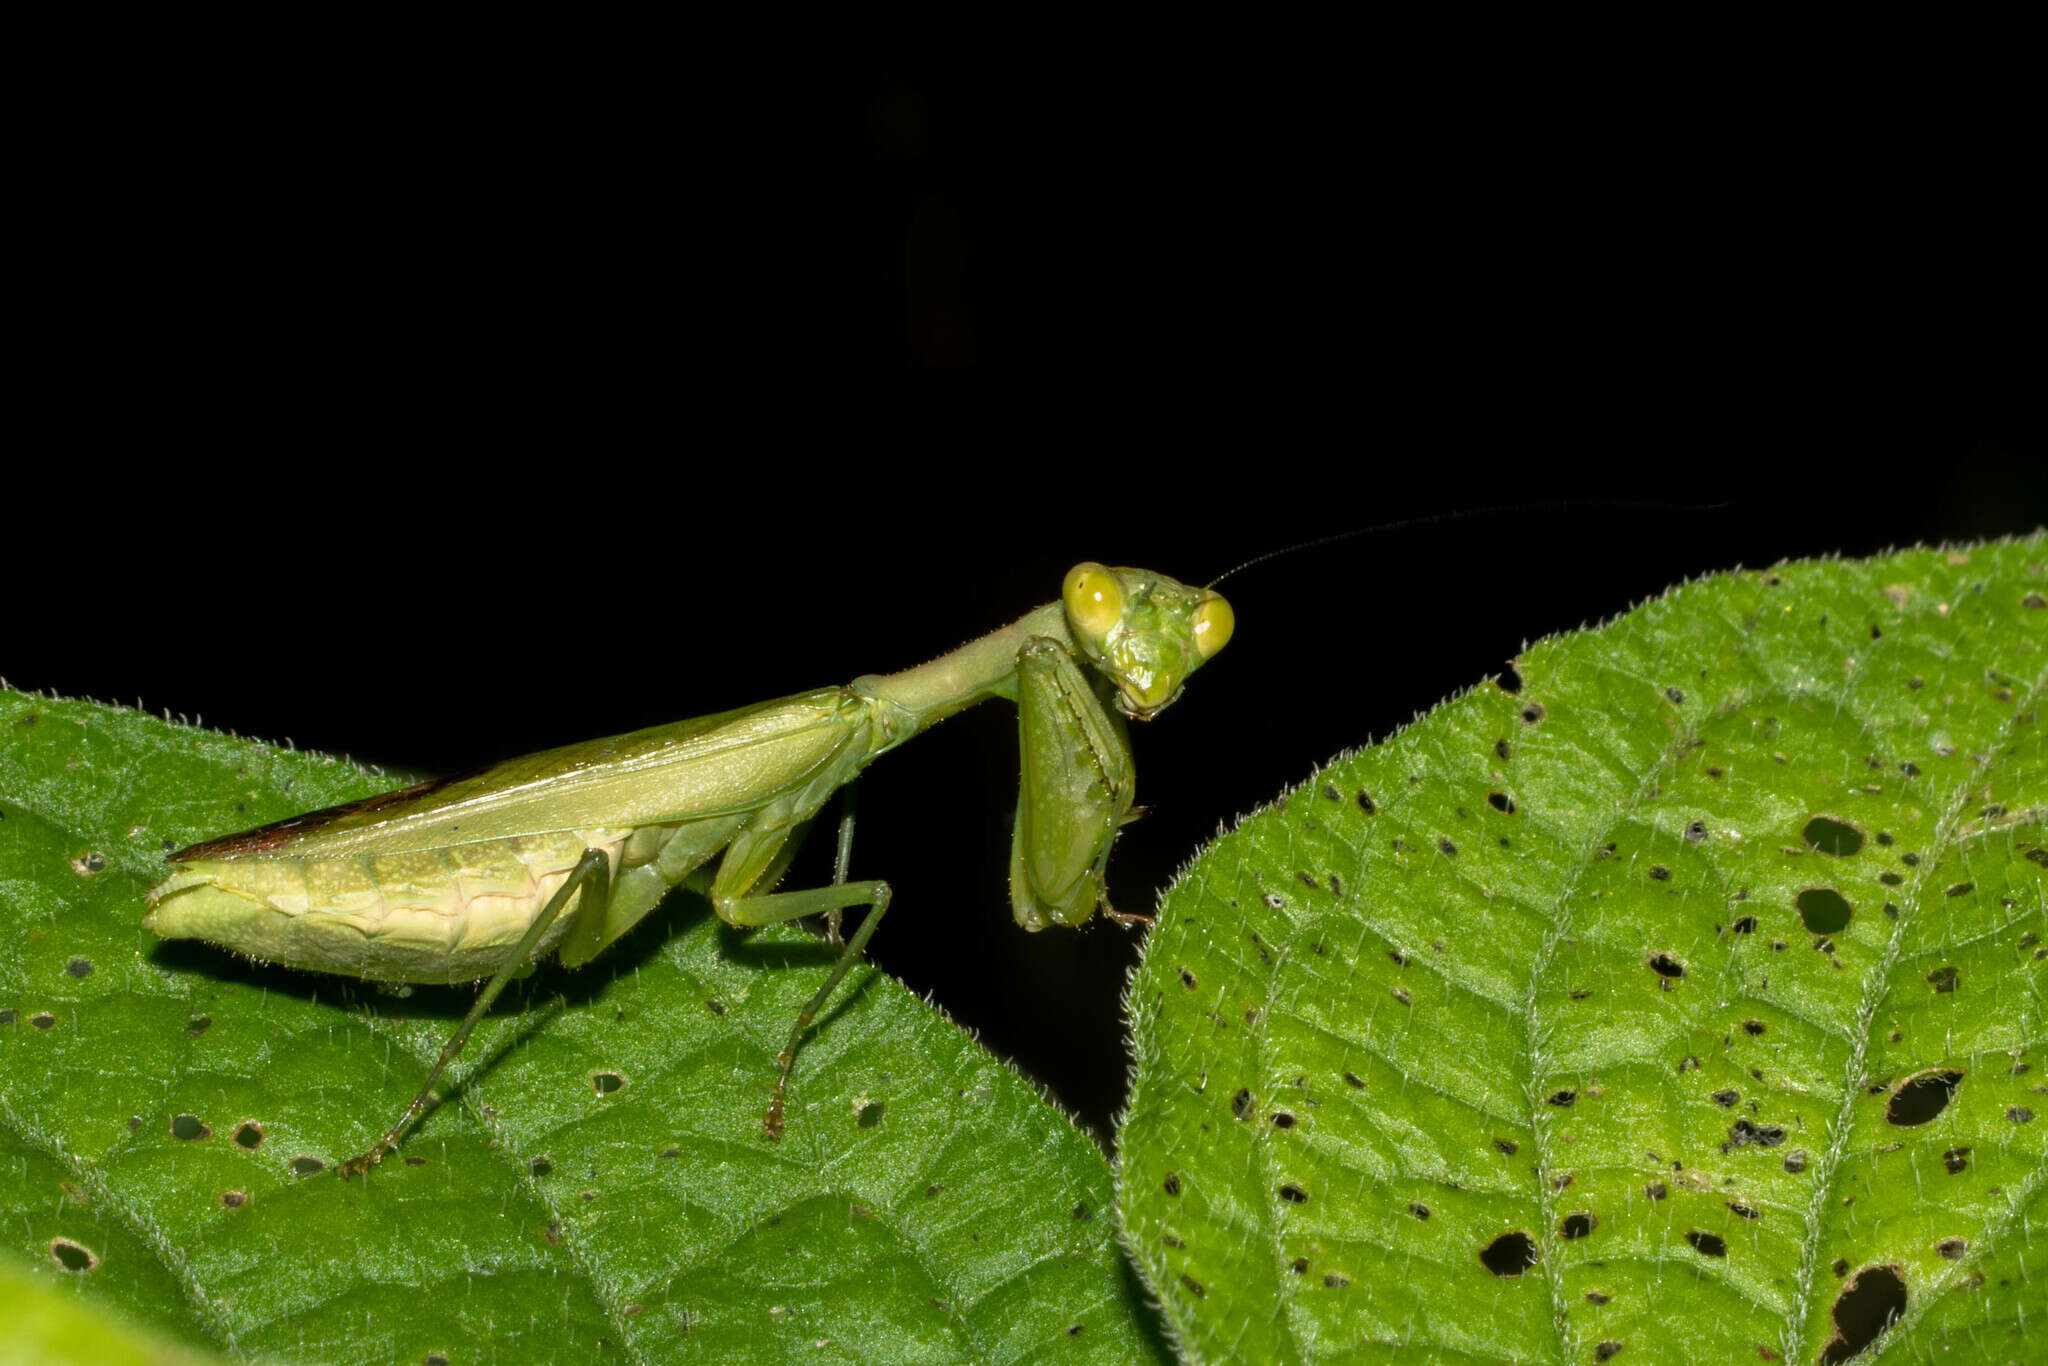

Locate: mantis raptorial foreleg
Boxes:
[340,847,613,1177]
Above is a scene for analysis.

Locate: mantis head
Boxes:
[1060,563,1234,719]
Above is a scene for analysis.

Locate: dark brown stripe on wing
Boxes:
[171,775,460,859]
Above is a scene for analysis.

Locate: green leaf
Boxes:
[0,1257,226,1366]
[1117,537,2047,1364]
[0,691,1166,1364]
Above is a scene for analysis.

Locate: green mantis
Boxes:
[144,562,1233,1172]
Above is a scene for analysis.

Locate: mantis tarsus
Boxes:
[145,562,1233,1172]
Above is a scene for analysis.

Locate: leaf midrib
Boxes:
[1783,649,2048,1362]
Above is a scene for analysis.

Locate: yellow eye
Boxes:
[1192,592,1234,660]
[1064,563,1123,638]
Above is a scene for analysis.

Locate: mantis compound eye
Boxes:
[1192,592,1234,661]
[1063,562,1123,639]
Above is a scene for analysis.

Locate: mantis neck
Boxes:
[852,602,1070,735]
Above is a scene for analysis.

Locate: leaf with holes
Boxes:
[0,689,1166,1364]
[1117,537,2047,1364]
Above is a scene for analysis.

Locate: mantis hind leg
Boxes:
[339,847,611,1177]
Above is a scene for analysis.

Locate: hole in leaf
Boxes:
[64,957,92,978]
[220,1189,247,1209]
[1935,1237,1967,1260]
[1271,1110,1297,1130]
[1594,1343,1623,1363]
[1647,952,1685,978]
[1942,1146,1970,1174]
[232,1121,264,1151]
[1278,1183,1308,1204]
[1730,915,1757,934]
[530,1157,555,1177]
[1797,887,1853,935]
[1521,701,1545,724]
[49,1237,97,1272]
[1559,1212,1597,1239]
[289,1156,324,1177]
[1886,1070,1963,1126]
[1357,790,1377,815]
[1480,1231,1539,1276]
[1232,1089,1255,1120]
[1820,1265,1906,1364]
[1498,664,1523,694]
[170,1114,211,1142]
[592,1071,626,1095]
[1488,792,1515,813]
[1925,965,1958,993]
[1685,1231,1727,1257]
[1162,1173,1181,1197]
[1179,967,1198,989]
[30,1013,56,1031]
[1802,816,1864,856]
[856,1100,884,1128]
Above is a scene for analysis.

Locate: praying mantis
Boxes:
[145,562,1234,1174]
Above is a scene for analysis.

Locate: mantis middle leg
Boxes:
[710,784,889,1139]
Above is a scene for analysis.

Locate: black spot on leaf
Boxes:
[1802,816,1864,856]
[1480,1231,1539,1276]
[49,1237,97,1272]
[1886,1070,1963,1126]
[1685,1231,1727,1257]
[1797,887,1853,934]
[1819,1265,1906,1364]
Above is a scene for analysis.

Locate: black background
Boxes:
[8,63,2039,1137]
